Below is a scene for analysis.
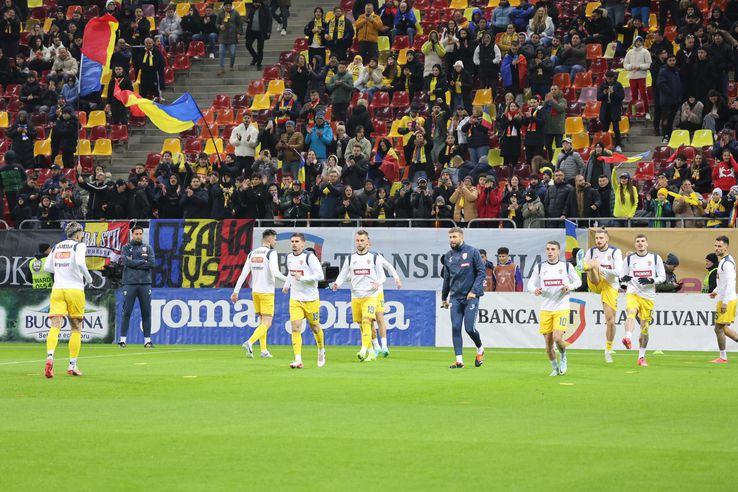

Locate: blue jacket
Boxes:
[442,242,486,300]
[656,65,682,106]
[491,4,514,29]
[305,121,334,159]
[512,4,535,31]
[121,240,155,284]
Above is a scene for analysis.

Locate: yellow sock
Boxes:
[292,331,302,358]
[606,340,613,351]
[360,320,372,350]
[248,324,268,347]
[46,326,60,355]
[312,325,324,349]
[69,331,81,359]
[259,335,268,351]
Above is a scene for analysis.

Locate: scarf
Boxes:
[653,199,665,227]
[505,112,518,136]
[413,145,427,164]
[312,19,323,46]
[731,202,738,227]
[526,108,539,132]
[143,49,154,66]
[221,185,234,208]
[429,76,437,95]
[673,165,682,180]
[454,72,463,94]
[275,96,294,124]
[328,16,345,41]
[691,165,701,181]
[378,201,386,221]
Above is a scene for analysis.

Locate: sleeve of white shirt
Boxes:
[301,254,325,283]
[268,251,287,283]
[333,257,351,288]
[76,243,93,285]
[232,255,252,295]
[379,255,400,282]
[44,248,55,274]
[567,263,582,290]
[619,254,631,278]
[526,264,540,294]
[654,255,666,284]
[602,249,623,281]
[721,260,736,303]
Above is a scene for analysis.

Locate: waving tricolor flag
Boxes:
[114,81,202,133]
[481,106,494,130]
[597,151,650,164]
[79,14,118,96]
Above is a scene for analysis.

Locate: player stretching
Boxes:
[527,241,581,376]
[441,227,486,369]
[372,250,402,357]
[583,229,623,363]
[284,233,325,369]
[709,235,738,363]
[43,222,93,378]
[332,230,383,362]
[620,234,665,367]
[231,229,287,358]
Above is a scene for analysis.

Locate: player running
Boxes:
[283,233,326,369]
[527,241,581,376]
[331,230,383,362]
[371,249,402,358]
[620,234,666,367]
[231,229,288,358]
[708,235,738,363]
[441,227,486,369]
[43,222,93,378]
[582,229,623,363]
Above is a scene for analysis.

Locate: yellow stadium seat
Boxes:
[85,110,106,129]
[325,11,335,22]
[204,138,224,154]
[0,112,8,128]
[378,36,391,53]
[266,79,285,96]
[487,148,503,167]
[585,2,601,17]
[451,0,469,9]
[234,1,247,16]
[608,117,630,137]
[43,17,52,33]
[413,9,423,34]
[161,138,182,154]
[508,0,520,5]
[77,139,92,156]
[691,129,714,148]
[667,129,691,149]
[649,13,658,31]
[175,3,190,17]
[387,120,403,138]
[397,48,409,65]
[249,94,271,111]
[147,17,156,31]
[463,8,474,21]
[571,132,590,150]
[565,117,584,135]
[34,139,51,157]
[472,89,493,107]
[487,0,500,6]
[92,139,113,162]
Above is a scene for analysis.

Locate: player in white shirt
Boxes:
[527,241,582,376]
[582,229,624,363]
[708,235,738,363]
[331,230,384,362]
[43,222,93,378]
[619,234,666,367]
[282,233,326,369]
[231,229,287,359]
[371,247,402,358]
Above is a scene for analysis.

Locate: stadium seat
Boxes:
[691,129,714,148]
[172,55,191,72]
[668,130,691,149]
[232,94,250,109]
[266,79,285,97]
[92,139,113,162]
[187,41,206,58]
[212,94,231,110]
[263,65,281,80]
[390,91,410,109]
[250,94,271,111]
[633,160,655,181]
[85,110,105,129]
[571,132,589,150]
[577,87,597,104]
[145,152,162,170]
[221,124,237,142]
[371,120,388,138]
[88,125,107,141]
[33,139,51,157]
[77,139,92,156]
[216,108,234,125]
[591,132,613,149]
[393,35,410,51]
[585,2,601,17]
[552,73,570,88]
[198,122,219,140]
[586,44,603,60]
[6,99,22,113]
[175,2,190,17]
[572,72,593,89]
[487,148,503,166]
[204,138,224,154]
[583,101,601,119]
[161,138,182,154]
[590,58,609,77]
[247,80,266,96]
[183,138,202,154]
[198,109,216,125]
[79,155,95,173]
[472,89,493,107]
[372,91,390,108]
[565,117,584,135]
[609,117,630,137]
[377,36,391,53]
[109,124,129,148]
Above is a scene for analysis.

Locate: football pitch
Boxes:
[1,344,737,491]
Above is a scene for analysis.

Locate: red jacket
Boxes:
[712,156,738,191]
[476,185,502,219]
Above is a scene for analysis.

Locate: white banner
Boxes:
[254,227,565,290]
[435,292,729,352]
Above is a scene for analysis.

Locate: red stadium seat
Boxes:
[187,41,206,58]
[232,94,250,109]
[390,91,409,109]
[263,65,281,80]
[88,125,108,141]
[172,55,191,72]
[221,124,237,142]
[572,71,593,89]
[577,87,597,104]
[392,35,410,50]
[590,58,609,77]
[184,138,202,154]
[293,38,309,52]
[586,44,603,60]
[553,73,570,88]
[164,67,175,86]
[212,94,231,110]
[247,80,265,96]
[109,125,129,146]
[633,161,655,181]
[145,152,162,170]
[371,120,388,138]
[79,155,94,173]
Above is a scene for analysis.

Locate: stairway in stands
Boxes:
[109,5,315,177]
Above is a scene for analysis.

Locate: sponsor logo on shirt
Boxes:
[55,252,71,259]
[634,270,652,278]
[252,257,264,263]
[460,262,470,267]
[289,270,305,276]
[353,268,371,275]
[543,279,563,287]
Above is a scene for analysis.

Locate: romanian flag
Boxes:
[114,82,202,133]
[297,152,306,187]
[80,14,118,96]
[564,219,579,261]
[481,106,494,130]
[598,151,650,164]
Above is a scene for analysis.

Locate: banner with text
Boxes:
[254,227,565,290]
[116,288,436,346]
[0,288,115,343]
[79,221,130,270]
[150,219,254,288]
[435,292,724,351]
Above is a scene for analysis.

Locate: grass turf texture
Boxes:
[1,345,737,491]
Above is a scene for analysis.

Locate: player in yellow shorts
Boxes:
[351,296,378,328]
[538,310,570,335]
[371,249,402,357]
[289,299,321,325]
[43,222,93,378]
[709,235,738,363]
[626,293,654,324]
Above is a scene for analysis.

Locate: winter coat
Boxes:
[245,3,272,36]
[216,9,242,44]
[305,121,334,159]
[597,80,624,121]
[610,168,638,218]
[544,181,572,217]
[566,185,601,218]
[623,43,652,79]
[656,64,683,106]
[179,187,209,218]
[556,150,585,182]
[712,156,738,191]
[317,182,343,218]
[522,196,545,227]
[557,43,587,68]
[543,94,566,136]
[421,35,446,76]
[355,13,384,43]
[476,185,502,219]
[326,70,355,104]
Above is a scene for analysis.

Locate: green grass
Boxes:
[1,344,737,491]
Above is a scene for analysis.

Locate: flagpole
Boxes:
[75,54,84,171]
[194,104,224,170]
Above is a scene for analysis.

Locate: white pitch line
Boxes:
[0,348,219,366]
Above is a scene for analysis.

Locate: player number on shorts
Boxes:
[559,317,567,327]
[368,305,375,314]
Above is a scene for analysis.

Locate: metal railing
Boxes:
[527,217,706,228]
[254,218,459,228]
[466,218,518,228]
[17,219,151,230]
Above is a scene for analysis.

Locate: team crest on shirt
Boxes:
[462,253,468,259]
[559,268,563,274]
[648,260,652,266]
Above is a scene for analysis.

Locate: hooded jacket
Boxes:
[623,36,652,79]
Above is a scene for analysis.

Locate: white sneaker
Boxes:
[615,145,622,152]
[605,351,613,363]
[317,350,326,368]
[280,28,286,36]
[209,53,214,59]
[644,113,651,121]
[242,341,254,358]
[260,350,273,358]
[276,23,282,30]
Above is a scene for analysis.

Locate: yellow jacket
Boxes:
[355,13,384,43]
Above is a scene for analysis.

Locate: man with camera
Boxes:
[118,225,155,348]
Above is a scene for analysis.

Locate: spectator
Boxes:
[108,65,133,125]
[281,180,311,220]
[317,169,343,223]
[275,121,304,182]
[501,42,527,96]
[355,3,383,64]
[455,28,476,79]
[337,185,365,221]
[157,7,182,48]
[76,166,108,219]
[450,60,473,112]
[244,0,272,71]
[37,194,58,228]
[326,60,354,123]
[610,167,638,223]
[704,252,719,293]
[392,1,417,46]
[543,84,566,157]
[501,191,524,228]
[713,129,738,160]
[473,31,501,89]
[104,180,130,219]
[411,177,434,219]
[251,150,278,184]
[421,32,445,78]
[704,188,729,227]
[584,142,612,185]
[491,0,514,33]
[0,7,20,59]
[544,170,572,225]
[180,176,210,219]
[194,4,218,59]
[325,7,354,62]
[405,131,434,185]
[432,195,453,222]
[554,33,586,80]
[527,7,555,45]
[369,139,399,188]
[237,174,270,219]
[0,150,24,214]
[20,72,43,113]
[498,24,517,53]
[125,178,151,220]
[597,70,625,152]
[645,187,674,228]
[50,47,78,84]
[491,247,524,291]
[566,174,602,220]
[623,36,652,119]
[305,7,326,65]
[7,111,35,168]
[209,173,235,219]
[342,145,370,190]
[499,101,524,169]
[460,106,489,169]
[555,137,585,184]
[230,112,259,177]
[51,107,79,169]
[181,6,203,49]
[656,53,682,142]
[512,0,536,32]
[584,9,614,48]
[703,90,728,135]
[522,189,545,227]
[157,175,183,219]
[595,174,614,219]
[135,38,165,99]
[656,254,683,292]
[526,173,547,200]
[305,111,334,162]
[216,1,242,75]
[712,149,738,192]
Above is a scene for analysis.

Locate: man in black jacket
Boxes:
[76,165,109,219]
[104,180,130,219]
[127,177,152,219]
[180,176,210,218]
[237,173,270,219]
[597,70,625,152]
[544,170,572,227]
[51,107,79,169]
[566,174,601,222]
[245,0,272,70]
[135,37,165,100]
[108,65,133,125]
[342,144,369,190]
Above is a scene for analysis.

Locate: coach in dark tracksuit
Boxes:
[119,225,155,348]
[441,227,486,369]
